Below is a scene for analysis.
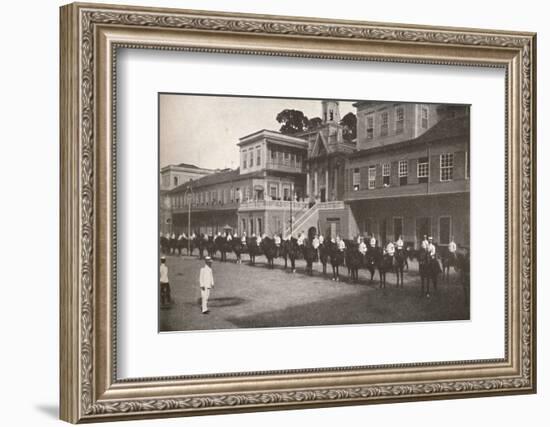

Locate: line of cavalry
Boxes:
[161,229,470,298]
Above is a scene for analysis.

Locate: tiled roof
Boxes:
[170,168,263,194]
[177,162,199,169]
[350,115,469,159]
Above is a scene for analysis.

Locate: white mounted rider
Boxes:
[358,236,367,255]
[421,234,429,250]
[427,236,437,258]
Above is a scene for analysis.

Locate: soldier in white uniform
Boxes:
[312,234,320,249]
[359,237,367,255]
[159,256,172,307]
[274,234,281,247]
[369,236,377,248]
[427,236,437,258]
[396,235,404,250]
[448,236,457,261]
[199,257,214,314]
[386,241,395,256]
[336,236,346,251]
[241,232,247,244]
[448,237,457,253]
[421,234,429,251]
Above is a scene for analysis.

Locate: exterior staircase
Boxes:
[283,201,345,237]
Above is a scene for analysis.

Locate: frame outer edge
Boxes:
[60,2,537,422]
[60,3,81,424]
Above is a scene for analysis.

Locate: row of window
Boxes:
[269,149,303,168]
[365,105,428,140]
[241,147,304,170]
[241,217,264,236]
[362,215,454,245]
[172,186,253,208]
[242,145,262,170]
[351,152,466,191]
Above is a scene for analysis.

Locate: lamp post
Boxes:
[290,183,294,237]
[184,186,194,254]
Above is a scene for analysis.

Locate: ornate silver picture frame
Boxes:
[60,2,536,423]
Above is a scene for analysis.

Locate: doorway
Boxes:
[320,188,326,202]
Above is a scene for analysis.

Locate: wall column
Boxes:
[325,167,329,199]
[334,166,338,201]
[306,171,310,198]
[314,170,318,198]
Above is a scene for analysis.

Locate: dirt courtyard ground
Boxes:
[159,251,469,332]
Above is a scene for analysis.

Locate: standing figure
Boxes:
[421,234,429,251]
[159,256,172,307]
[199,256,214,314]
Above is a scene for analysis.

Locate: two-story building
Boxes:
[169,130,309,236]
[159,163,215,234]
[344,103,470,248]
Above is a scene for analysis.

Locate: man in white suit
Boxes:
[199,256,214,314]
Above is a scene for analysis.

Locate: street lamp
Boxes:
[290,183,294,237]
[184,185,194,254]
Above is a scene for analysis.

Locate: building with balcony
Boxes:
[164,99,470,247]
[169,130,309,237]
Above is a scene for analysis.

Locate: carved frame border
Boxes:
[60,2,536,423]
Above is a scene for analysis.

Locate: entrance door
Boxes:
[416,217,431,247]
[330,222,337,239]
[380,218,387,245]
[393,217,403,241]
[439,216,451,245]
[320,188,326,202]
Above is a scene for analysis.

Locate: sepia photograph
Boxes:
[158,94,470,332]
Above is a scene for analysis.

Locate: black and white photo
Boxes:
[159,94,470,332]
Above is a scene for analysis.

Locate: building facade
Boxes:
[159,163,215,234]
[345,103,470,248]
[170,131,309,237]
[164,100,470,249]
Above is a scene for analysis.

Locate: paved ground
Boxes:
[159,251,469,332]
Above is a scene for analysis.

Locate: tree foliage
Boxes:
[276,109,310,135]
[340,112,357,141]
[307,117,323,129]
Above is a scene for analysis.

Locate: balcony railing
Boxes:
[239,199,309,211]
[265,161,305,173]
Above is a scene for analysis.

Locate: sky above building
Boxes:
[159,94,356,169]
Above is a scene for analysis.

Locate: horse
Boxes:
[377,252,395,289]
[169,235,178,254]
[176,235,187,255]
[232,238,247,264]
[281,237,300,272]
[345,241,362,283]
[215,235,228,262]
[261,237,278,269]
[441,248,460,283]
[160,235,169,255]
[247,237,262,266]
[418,249,441,297]
[318,241,330,275]
[365,246,381,281]
[329,241,345,282]
[394,248,408,288]
[302,240,317,276]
